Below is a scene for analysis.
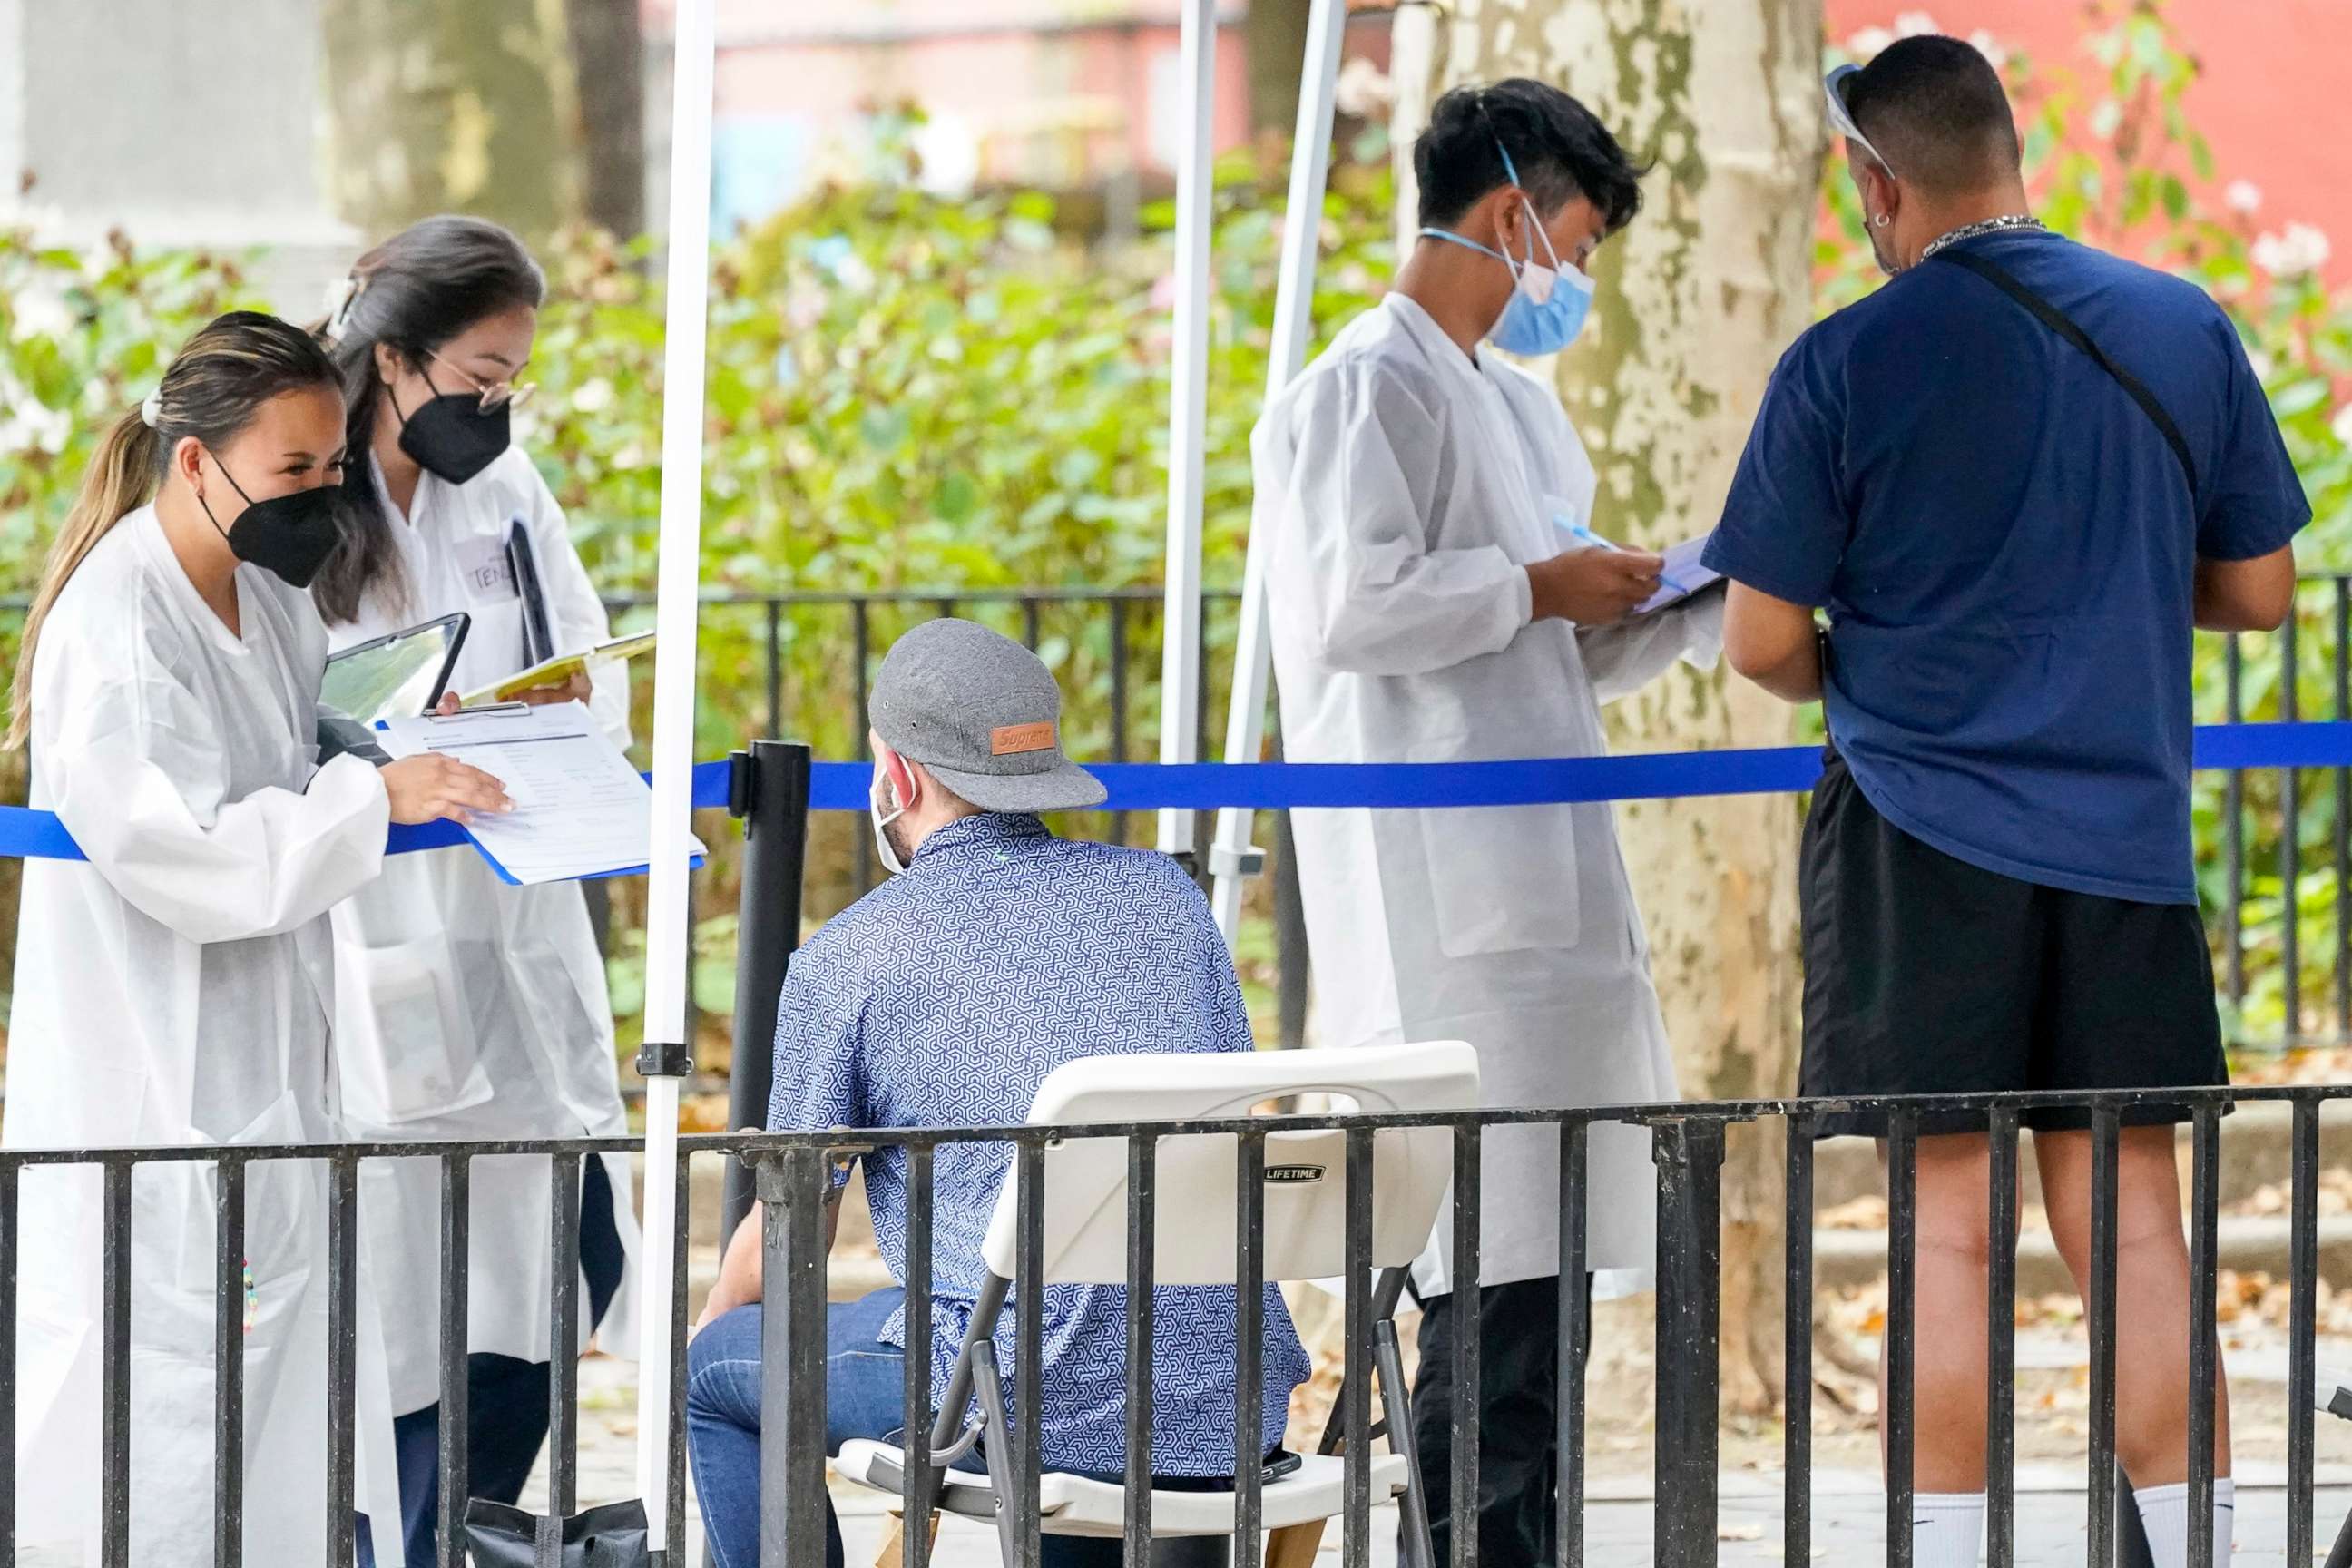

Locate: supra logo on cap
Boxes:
[991,721,1056,757]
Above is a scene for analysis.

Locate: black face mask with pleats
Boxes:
[393,377,512,485]
[198,456,347,590]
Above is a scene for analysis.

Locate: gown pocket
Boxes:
[334,931,494,1125]
[1416,799,1582,958]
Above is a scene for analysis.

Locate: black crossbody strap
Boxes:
[1933,246,2199,497]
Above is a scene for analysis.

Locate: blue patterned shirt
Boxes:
[768,812,1309,1474]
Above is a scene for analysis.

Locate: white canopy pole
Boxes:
[632,0,715,1547]
[1155,0,1218,856]
[1208,0,1346,938]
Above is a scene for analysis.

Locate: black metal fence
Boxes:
[2210,577,2352,1046]
[0,579,2341,1057]
[9,1083,2336,1567]
[589,584,1317,1056]
[590,575,2352,1057]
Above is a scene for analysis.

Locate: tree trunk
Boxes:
[564,0,647,238]
[1246,0,1318,138]
[1393,0,1823,1416]
[318,0,581,241]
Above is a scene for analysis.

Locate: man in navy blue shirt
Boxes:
[1706,36,2305,1568]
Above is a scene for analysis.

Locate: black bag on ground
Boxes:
[463,1497,652,1568]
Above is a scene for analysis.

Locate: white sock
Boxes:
[2135,1478,2236,1568]
[1912,1492,1985,1568]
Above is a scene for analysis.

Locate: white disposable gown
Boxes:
[1256,294,1723,1294]
[7,506,404,1564]
[326,447,639,1417]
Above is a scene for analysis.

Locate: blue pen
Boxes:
[1567,522,1686,593]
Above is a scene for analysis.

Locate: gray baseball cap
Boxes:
[869,618,1108,814]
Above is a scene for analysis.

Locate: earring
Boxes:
[1873,213,1891,229]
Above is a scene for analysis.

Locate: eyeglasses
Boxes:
[423,351,536,414]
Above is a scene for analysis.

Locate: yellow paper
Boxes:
[460,632,657,707]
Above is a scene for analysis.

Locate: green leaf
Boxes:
[858,407,910,449]
[936,470,979,523]
[2272,379,2330,418]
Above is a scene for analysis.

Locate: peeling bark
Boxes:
[1395,0,1823,1415]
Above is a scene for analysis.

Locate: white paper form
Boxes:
[377,701,705,886]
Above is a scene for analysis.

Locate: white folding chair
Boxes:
[833,1040,1478,1568]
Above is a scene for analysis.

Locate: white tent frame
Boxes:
[634,0,714,1550]
[629,0,1353,1544]
[1207,0,1348,933]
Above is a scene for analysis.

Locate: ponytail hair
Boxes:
[313,215,546,627]
[6,310,341,750]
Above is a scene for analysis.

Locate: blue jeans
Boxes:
[688,1290,1181,1568]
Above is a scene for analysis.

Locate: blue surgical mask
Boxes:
[1419,144,1596,357]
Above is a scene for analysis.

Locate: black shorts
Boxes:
[1799,751,2225,1139]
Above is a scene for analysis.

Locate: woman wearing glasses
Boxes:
[315,215,638,1565]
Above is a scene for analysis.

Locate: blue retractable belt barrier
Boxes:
[811,720,2352,812]
[4,723,2349,866]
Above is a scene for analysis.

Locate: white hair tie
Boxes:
[324,272,366,342]
[139,391,163,429]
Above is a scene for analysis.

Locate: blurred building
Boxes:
[1,0,2340,288]
[0,0,358,307]
[641,0,1391,238]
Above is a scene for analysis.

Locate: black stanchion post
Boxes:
[723,740,813,1239]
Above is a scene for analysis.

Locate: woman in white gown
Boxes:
[312,216,639,1563]
[5,310,507,1565]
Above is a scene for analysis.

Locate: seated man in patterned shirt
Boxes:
[685,618,1311,1568]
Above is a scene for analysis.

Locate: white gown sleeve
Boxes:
[1574,587,1726,703]
[1265,368,1532,678]
[40,622,389,946]
[524,465,630,751]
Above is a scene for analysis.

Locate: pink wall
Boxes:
[666,2,1256,210]
[1827,2,2349,279]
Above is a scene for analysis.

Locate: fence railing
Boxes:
[12,1083,2333,1567]
[2212,576,2352,1046]
[590,585,1318,1056]
[0,579,2337,1055]
[614,574,2352,1055]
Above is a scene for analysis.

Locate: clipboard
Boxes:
[377,701,704,886]
[457,632,658,708]
[322,612,471,723]
[507,520,555,668]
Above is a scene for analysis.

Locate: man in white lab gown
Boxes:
[1256,80,1720,1563]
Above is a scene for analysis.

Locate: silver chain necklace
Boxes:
[1918,213,2044,262]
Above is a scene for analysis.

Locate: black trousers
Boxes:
[1411,1275,1584,1568]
